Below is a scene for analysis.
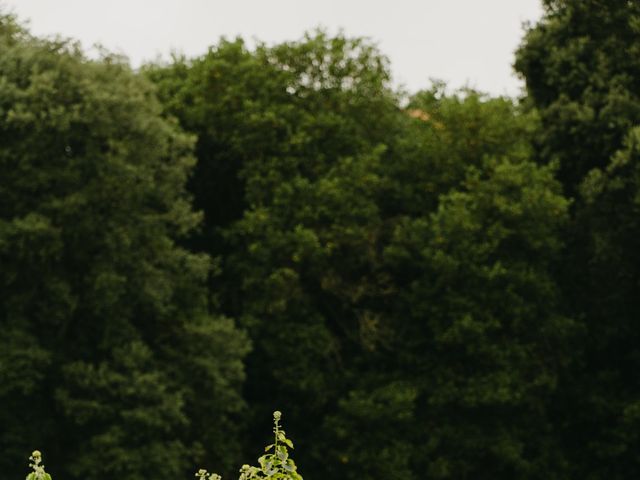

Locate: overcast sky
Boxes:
[3,0,543,96]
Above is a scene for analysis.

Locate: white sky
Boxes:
[3,0,542,97]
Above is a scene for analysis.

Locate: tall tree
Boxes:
[0,13,248,480]
[146,31,403,475]
[516,1,640,477]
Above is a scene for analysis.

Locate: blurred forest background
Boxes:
[2,1,640,479]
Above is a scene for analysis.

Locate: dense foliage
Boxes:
[2,1,640,478]
[516,1,640,477]
[0,13,248,480]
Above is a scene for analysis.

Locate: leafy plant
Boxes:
[26,451,51,480]
[198,411,302,480]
